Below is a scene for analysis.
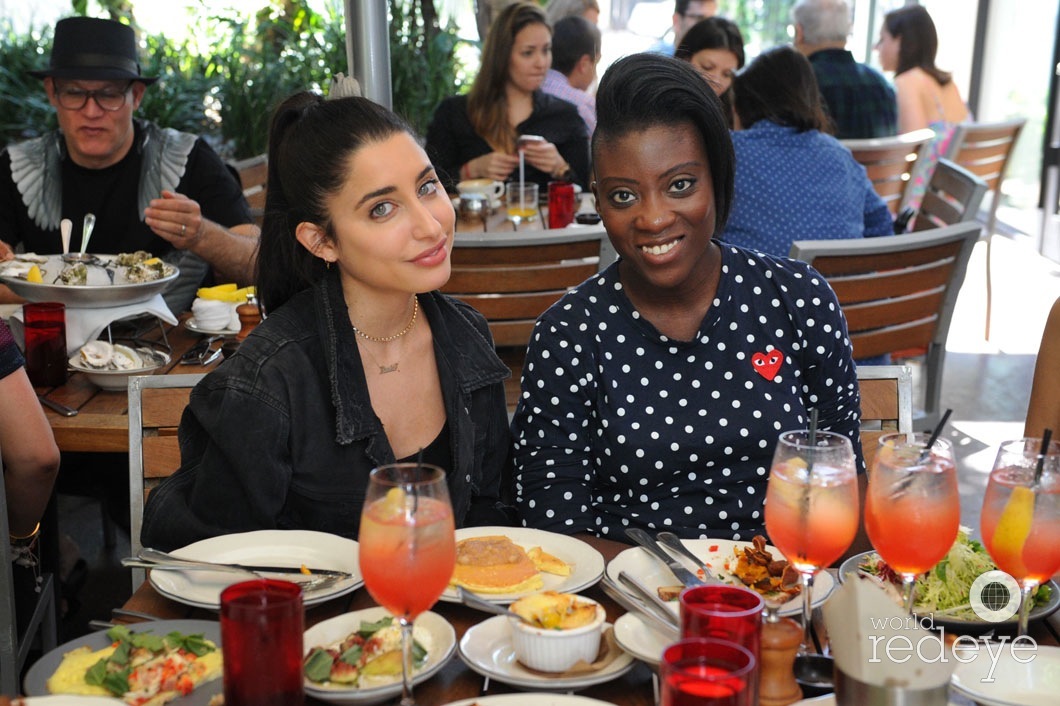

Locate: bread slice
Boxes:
[527,546,572,576]
[450,535,544,594]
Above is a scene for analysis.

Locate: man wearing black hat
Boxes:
[0,16,258,312]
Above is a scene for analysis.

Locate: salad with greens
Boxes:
[856,527,1052,621]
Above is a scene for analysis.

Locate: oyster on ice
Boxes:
[59,262,87,285]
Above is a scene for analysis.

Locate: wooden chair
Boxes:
[911,158,988,232]
[790,221,980,424]
[842,128,936,216]
[0,440,58,693]
[856,365,914,471]
[128,373,205,591]
[441,228,608,410]
[229,154,268,227]
[944,119,1026,339]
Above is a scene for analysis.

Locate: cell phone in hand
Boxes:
[516,134,546,150]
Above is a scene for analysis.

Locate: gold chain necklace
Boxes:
[351,297,419,343]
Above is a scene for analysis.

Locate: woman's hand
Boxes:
[519,140,569,179]
[466,152,520,182]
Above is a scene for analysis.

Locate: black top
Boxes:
[425,92,590,191]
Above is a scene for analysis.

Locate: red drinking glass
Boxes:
[220,579,305,706]
[661,637,756,706]
[23,302,67,386]
[548,180,576,229]
[680,585,764,701]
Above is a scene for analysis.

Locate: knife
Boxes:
[625,527,706,587]
[136,547,351,579]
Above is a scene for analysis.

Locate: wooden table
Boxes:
[120,535,656,705]
[35,314,221,453]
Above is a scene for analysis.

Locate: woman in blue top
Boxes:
[511,54,865,542]
[720,46,892,257]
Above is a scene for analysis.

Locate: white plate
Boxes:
[443,695,616,706]
[303,607,456,705]
[612,612,671,667]
[185,317,239,336]
[10,698,126,704]
[792,698,967,706]
[458,616,636,691]
[950,643,1060,706]
[605,538,835,617]
[68,347,170,391]
[442,526,604,605]
[149,530,363,610]
[23,619,221,704]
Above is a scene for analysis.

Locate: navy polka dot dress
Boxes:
[511,243,864,540]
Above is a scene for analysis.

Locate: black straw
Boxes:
[1034,429,1053,486]
[807,408,819,474]
[917,408,953,464]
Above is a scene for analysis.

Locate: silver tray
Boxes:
[0,254,179,309]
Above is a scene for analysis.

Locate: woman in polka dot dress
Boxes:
[511,54,865,542]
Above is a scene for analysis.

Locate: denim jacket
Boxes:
[141,271,513,550]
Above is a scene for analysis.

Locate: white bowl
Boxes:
[508,595,606,673]
[951,643,1060,706]
[68,346,170,391]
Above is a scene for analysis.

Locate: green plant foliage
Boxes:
[0,21,57,145]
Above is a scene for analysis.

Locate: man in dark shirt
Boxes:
[793,0,897,139]
[0,17,258,312]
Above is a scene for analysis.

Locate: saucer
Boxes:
[458,616,635,691]
[612,613,669,667]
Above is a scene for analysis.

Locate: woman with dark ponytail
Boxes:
[142,90,514,549]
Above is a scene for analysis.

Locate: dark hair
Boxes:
[468,1,550,153]
[256,92,413,312]
[675,17,745,68]
[733,45,831,133]
[884,5,951,85]
[593,53,734,232]
[551,16,601,75]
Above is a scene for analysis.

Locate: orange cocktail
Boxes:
[360,493,456,619]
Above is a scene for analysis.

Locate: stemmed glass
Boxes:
[865,432,960,613]
[358,463,456,705]
[980,437,1060,637]
[764,429,859,654]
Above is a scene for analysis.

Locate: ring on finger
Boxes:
[181,223,186,237]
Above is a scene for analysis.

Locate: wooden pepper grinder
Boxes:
[235,293,261,342]
[759,616,804,706]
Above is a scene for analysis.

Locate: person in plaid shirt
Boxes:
[540,16,601,136]
[792,0,897,139]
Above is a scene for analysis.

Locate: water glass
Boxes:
[220,579,305,706]
[661,637,756,706]
[680,584,764,659]
[505,182,539,227]
[547,180,576,229]
[23,301,67,386]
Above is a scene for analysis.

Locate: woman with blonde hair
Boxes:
[426,1,589,190]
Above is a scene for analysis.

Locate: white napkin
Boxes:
[7,293,177,356]
[824,574,955,688]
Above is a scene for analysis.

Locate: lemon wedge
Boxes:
[196,284,256,302]
[990,485,1034,576]
[26,265,43,283]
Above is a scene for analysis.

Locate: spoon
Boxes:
[60,218,72,255]
[657,531,721,583]
[456,587,537,626]
[80,213,96,255]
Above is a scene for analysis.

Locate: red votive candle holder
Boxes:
[220,579,305,706]
[661,637,756,706]
[548,180,576,229]
[23,302,67,387]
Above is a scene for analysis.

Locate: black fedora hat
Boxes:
[29,17,157,84]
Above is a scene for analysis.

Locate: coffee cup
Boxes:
[457,178,504,204]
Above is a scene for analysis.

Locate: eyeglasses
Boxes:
[54,82,133,112]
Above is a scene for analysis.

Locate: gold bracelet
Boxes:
[10,521,41,544]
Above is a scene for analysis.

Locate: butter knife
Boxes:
[137,547,351,579]
[625,527,706,587]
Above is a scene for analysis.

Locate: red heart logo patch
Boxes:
[752,350,784,381]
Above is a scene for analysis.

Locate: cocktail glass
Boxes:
[980,437,1060,636]
[505,182,539,229]
[865,432,959,613]
[358,463,456,705]
[764,429,858,654]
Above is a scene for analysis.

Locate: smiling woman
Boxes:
[510,53,865,544]
[139,91,515,551]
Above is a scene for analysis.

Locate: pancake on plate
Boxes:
[450,535,570,594]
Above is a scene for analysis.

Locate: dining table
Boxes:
[112,534,1060,705]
